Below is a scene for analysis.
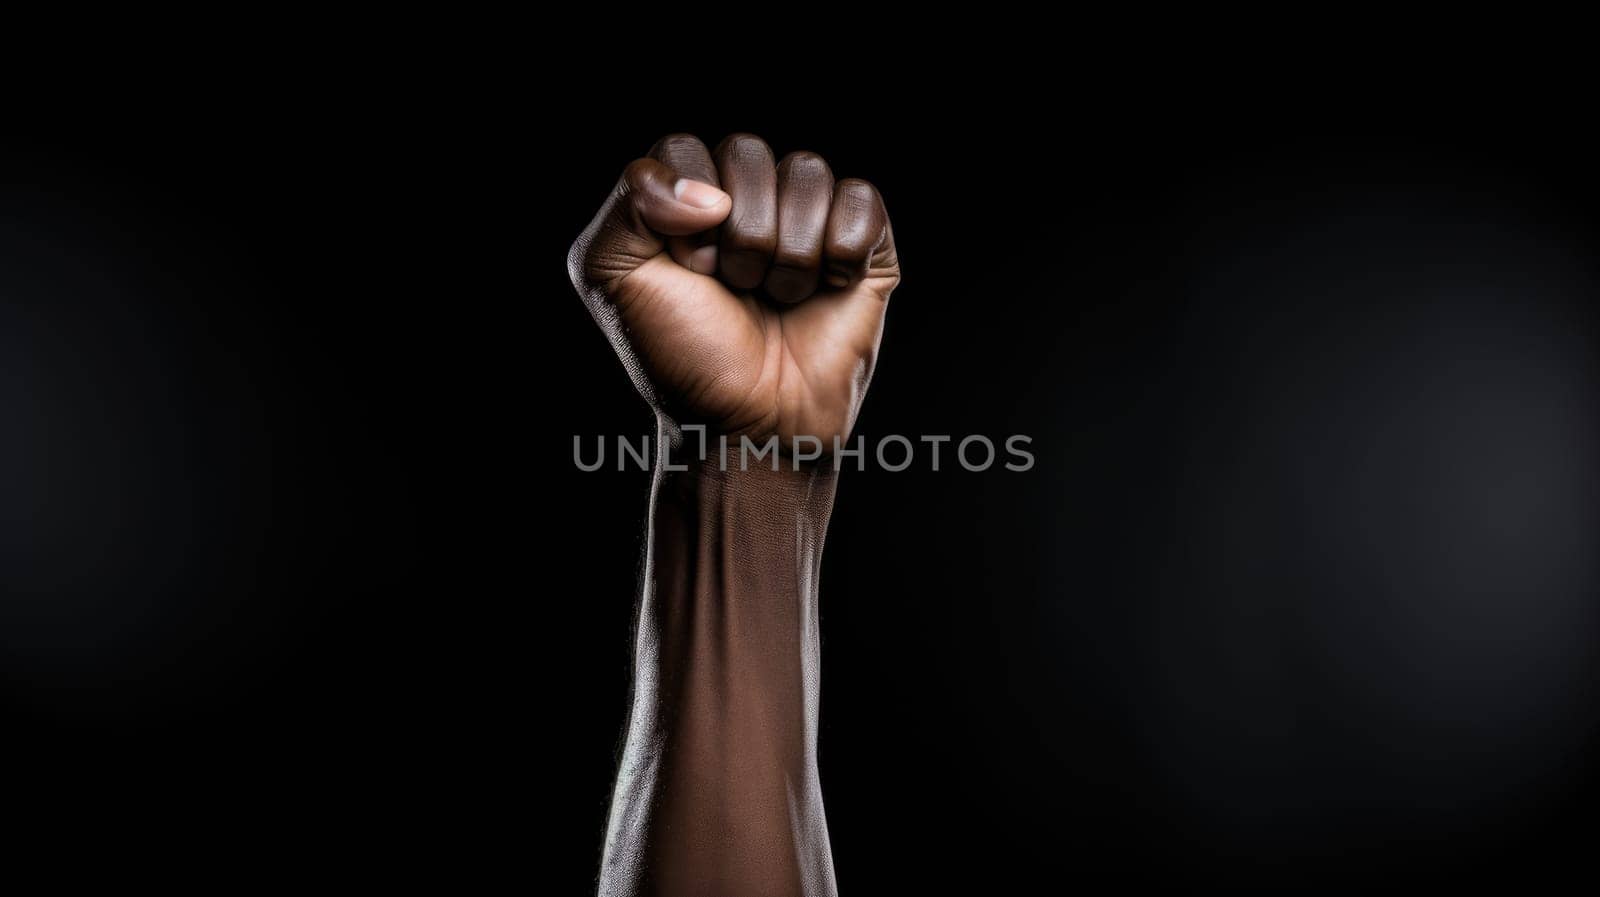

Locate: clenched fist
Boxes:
[569,133,899,448]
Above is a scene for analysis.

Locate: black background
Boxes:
[4,66,1597,890]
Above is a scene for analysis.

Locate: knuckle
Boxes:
[828,179,886,257]
[779,150,831,178]
[773,244,819,269]
[826,236,870,262]
[650,132,704,156]
[716,132,773,162]
[723,224,777,255]
[837,178,880,208]
[827,220,876,257]
[621,157,660,192]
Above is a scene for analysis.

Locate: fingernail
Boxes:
[673,178,727,209]
[689,245,719,275]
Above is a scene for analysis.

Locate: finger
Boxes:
[714,133,778,291]
[568,157,729,293]
[823,178,893,290]
[764,151,834,304]
[650,134,722,275]
[649,133,720,187]
[622,157,730,237]
[790,180,897,366]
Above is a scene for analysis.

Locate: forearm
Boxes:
[575,129,897,895]
[600,424,839,897]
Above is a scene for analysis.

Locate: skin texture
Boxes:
[569,134,899,896]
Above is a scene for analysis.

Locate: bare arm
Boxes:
[601,433,837,896]
[570,132,898,896]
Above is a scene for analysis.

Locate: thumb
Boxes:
[569,157,730,291]
[621,157,730,236]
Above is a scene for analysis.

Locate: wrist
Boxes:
[654,413,847,492]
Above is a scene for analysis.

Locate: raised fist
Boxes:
[568,133,899,448]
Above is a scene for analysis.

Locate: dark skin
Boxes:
[570,134,899,897]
